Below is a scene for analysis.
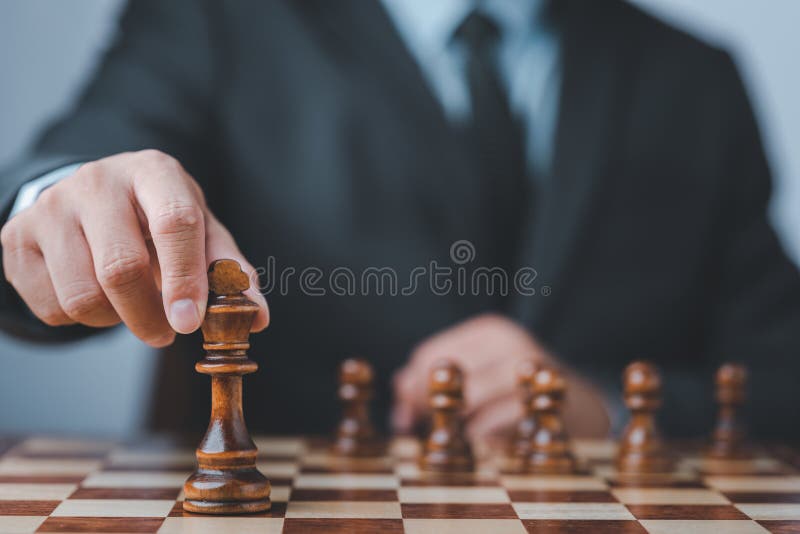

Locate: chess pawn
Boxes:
[708,363,751,459]
[419,360,474,472]
[183,259,271,514]
[508,360,539,458]
[526,367,576,474]
[333,358,383,457]
[616,361,674,474]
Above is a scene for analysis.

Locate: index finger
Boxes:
[132,155,207,334]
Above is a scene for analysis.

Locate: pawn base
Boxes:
[182,498,271,515]
[183,468,271,515]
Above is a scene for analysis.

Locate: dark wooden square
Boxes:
[507,490,618,502]
[625,504,749,520]
[289,489,398,501]
[757,520,800,533]
[37,517,164,533]
[0,500,60,516]
[522,519,647,533]
[69,487,181,500]
[724,492,800,503]
[401,503,517,519]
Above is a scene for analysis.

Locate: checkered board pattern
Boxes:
[0,436,798,533]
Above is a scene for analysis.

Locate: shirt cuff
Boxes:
[8,163,84,219]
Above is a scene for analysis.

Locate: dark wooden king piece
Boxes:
[333,358,383,457]
[616,361,674,475]
[183,259,271,514]
[708,363,751,459]
[419,360,474,472]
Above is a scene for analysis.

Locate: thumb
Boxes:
[204,212,270,331]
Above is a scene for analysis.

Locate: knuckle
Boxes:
[34,186,61,212]
[38,307,69,327]
[0,219,21,250]
[150,202,204,239]
[97,247,150,291]
[137,148,174,165]
[73,160,107,190]
[75,160,100,180]
[60,282,107,319]
[137,149,186,176]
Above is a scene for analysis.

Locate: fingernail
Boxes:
[169,298,201,334]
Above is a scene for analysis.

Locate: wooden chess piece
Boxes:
[419,360,474,472]
[616,361,674,475]
[708,363,751,459]
[333,358,383,457]
[508,360,539,458]
[526,367,576,474]
[183,259,271,514]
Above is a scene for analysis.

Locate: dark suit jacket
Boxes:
[2,0,799,439]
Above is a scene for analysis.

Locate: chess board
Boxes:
[0,436,798,533]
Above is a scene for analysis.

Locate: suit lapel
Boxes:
[296,0,638,326]
[292,0,484,253]
[516,2,637,328]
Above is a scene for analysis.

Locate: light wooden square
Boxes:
[639,519,769,534]
[270,485,291,502]
[0,483,77,500]
[252,437,307,456]
[0,458,102,476]
[611,488,730,505]
[0,516,48,534]
[685,457,784,475]
[82,471,189,488]
[17,437,115,455]
[256,461,298,478]
[735,503,800,520]
[108,449,195,467]
[300,452,392,472]
[513,502,634,520]
[404,518,527,534]
[704,476,800,492]
[500,475,607,491]
[51,499,175,517]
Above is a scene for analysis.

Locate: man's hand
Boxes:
[392,313,610,439]
[0,150,268,346]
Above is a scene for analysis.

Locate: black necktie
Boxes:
[454,11,528,272]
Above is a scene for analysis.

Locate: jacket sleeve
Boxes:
[703,52,800,441]
[0,0,221,341]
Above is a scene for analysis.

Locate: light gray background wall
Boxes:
[0,0,797,437]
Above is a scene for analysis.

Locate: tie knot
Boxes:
[453,11,501,53]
